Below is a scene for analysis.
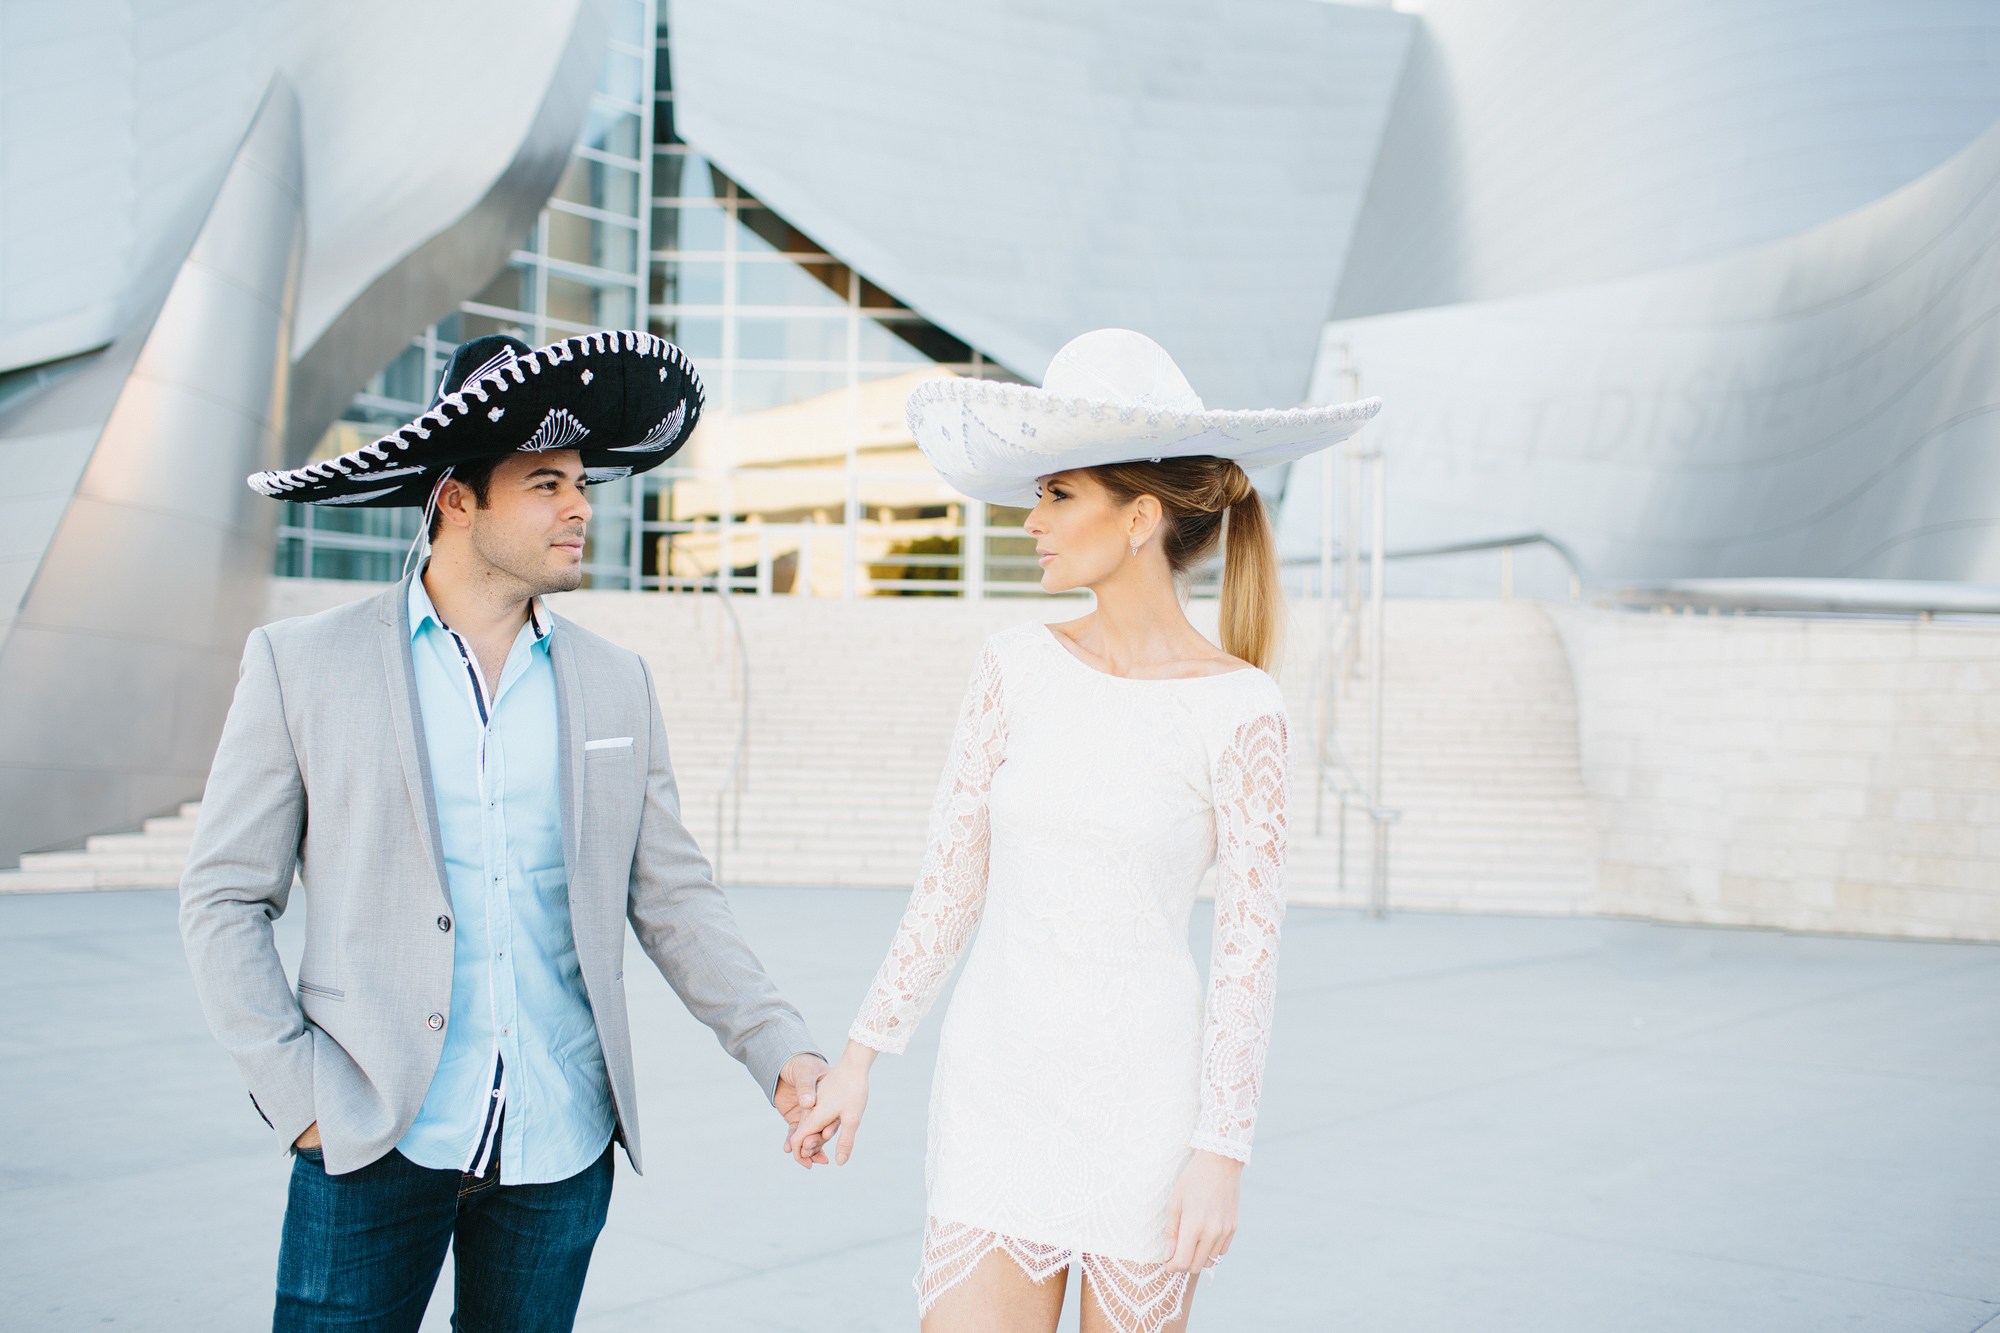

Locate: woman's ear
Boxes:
[1129,494,1163,548]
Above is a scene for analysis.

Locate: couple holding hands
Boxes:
[182,327,1379,1331]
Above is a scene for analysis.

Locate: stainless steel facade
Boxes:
[1330,0,2000,320]
[1295,116,2000,592]
[0,2,614,860]
[667,0,1415,412]
[0,82,303,862]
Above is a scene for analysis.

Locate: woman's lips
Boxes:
[1037,550,1055,566]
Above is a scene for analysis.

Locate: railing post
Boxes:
[1368,449,1390,917]
[842,451,858,599]
[1342,444,1361,690]
[718,462,733,600]
[1316,442,1337,835]
[1369,808,1399,919]
[965,499,986,601]
[713,593,750,885]
[1337,790,1348,901]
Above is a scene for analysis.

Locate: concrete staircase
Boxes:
[1,804,202,891]
[1282,601,1596,913]
[1,590,1598,914]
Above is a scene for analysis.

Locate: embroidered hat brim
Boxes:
[249,330,703,507]
[903,376,1383,508]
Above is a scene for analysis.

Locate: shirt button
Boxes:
[427,1013,444,1031]
[437,915,451,932]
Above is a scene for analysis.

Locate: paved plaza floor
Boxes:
[2,886,1995,1331]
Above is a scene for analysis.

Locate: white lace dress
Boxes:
[849,622,1290,1332]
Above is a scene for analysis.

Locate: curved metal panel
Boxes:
[669,0,1414,407]
[281,0,616,465]
[0,81,304,862]
[1333,0,2000,319]
[2,0,606,392]
[1287,116,2000,588]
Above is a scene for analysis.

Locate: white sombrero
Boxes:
[904,328,1382,507]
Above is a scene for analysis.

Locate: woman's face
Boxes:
[1024,469,1151,593]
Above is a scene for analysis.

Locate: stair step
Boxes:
[143,816,200,836]
[0,867,184,893]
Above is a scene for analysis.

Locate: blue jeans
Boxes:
[274,1143,614,1332]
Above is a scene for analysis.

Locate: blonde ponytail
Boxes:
[1218,485,1282,672]
[1089,456,1286,673]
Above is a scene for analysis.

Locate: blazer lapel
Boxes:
[550,617,585,894]
[380,576,452,908]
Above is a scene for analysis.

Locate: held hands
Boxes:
[783,1040,876,1168]
[1164,1150,1242,1274]
[774,1053,831,1165]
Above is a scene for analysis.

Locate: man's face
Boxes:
[447,449,593,595]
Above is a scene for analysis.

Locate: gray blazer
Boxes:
[179,575,819,1176]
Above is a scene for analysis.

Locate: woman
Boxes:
[788,330,1380,1332]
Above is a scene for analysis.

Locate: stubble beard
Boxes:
[469,520,587,598]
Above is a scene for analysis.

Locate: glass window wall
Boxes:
[283,5,1051,599]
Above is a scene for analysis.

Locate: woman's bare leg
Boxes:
[922,1248,1068,1333]
[1078,1267,1197,1333]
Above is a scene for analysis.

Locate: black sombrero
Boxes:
[249,330,703,506]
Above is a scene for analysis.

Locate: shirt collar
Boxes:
[409,569,554,652]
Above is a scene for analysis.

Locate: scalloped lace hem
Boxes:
[916,1216,1191,1333]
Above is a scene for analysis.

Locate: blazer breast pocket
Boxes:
[584,736,634,761]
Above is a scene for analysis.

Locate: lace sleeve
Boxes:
[849,641,1008,1054]
[1191,709,1290,1162]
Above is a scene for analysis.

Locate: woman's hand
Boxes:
[1163,1150,1243,1273]
[784,1040,876,1168]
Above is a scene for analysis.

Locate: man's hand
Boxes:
[774,1054,830,1165]
[294,1122,321,1151]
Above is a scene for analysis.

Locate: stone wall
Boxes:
[1550,607,2000,942]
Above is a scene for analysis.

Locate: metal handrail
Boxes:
[1306,433,1401,919]
[1310,716,1366,902]
[1310,606,1402,917]
[1311,644,1369,833]
[1610,577,2000,616]
[1286,531,1590,601]
[1312,524,1592,908]
[711,588,750,885]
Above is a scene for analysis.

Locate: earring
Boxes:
[1130,539,1140,557]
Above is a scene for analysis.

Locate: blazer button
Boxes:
[438,915,451,932]
[427,1013,445,1031]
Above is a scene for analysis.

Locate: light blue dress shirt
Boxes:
[396,573,615,1185]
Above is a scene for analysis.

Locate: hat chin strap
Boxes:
[403,467,455,582]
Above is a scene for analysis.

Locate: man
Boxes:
[181,332,826,1330]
